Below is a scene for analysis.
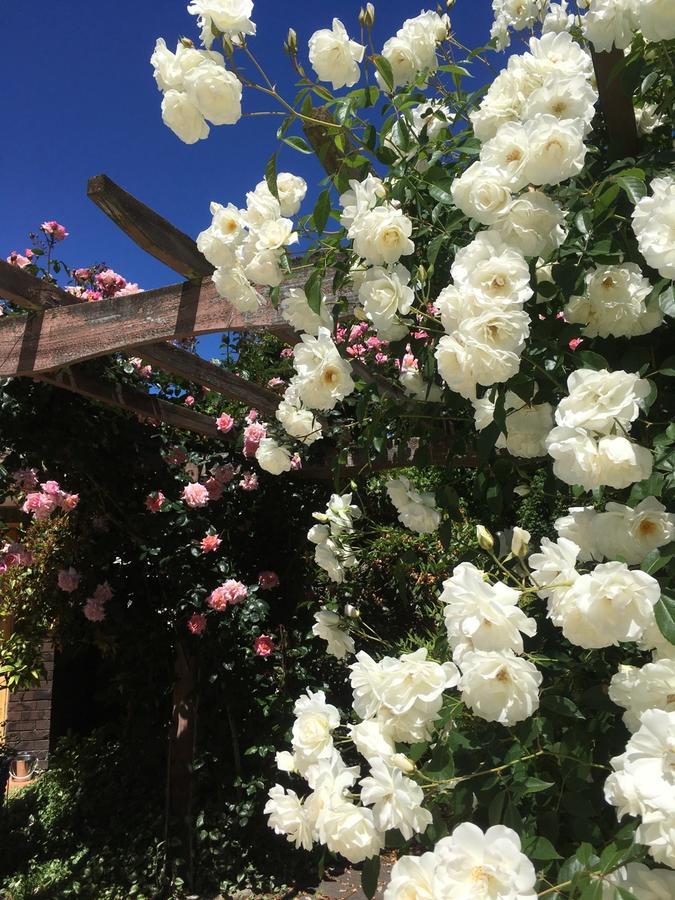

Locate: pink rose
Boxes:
[182,483,210,508]
[258,571,279,590]
[41,480,61,495]
[95,269,127,297]
[204,477,223,501]
[7,251,31,269]
[184,395,195,408]
[83,597,106,622]
[115,282,141,296]
[216,413,235,434]
[346,344,366,358]
[41,221,68,241]
[239,472,259,492]
[280,347,294,359]
[212,464,235,485]
[374,353,389,365]
[93,581,114,603]
[200,534,222,553]
[208,579,248,611]
[84,290,103,302]
[59,493,79,512]
[245,409,259,424]
[290,453,302,471]
[267,377,285,389]
[58,567,80,593]
[73,268,91,282]
[145,492,166,513]
[187,613,207,635]
[569,337,583,352]
[253,635,275,657]
[349,323,368,342]
[243,422,267,458]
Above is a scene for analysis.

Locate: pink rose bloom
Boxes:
[145,492,166,513]
[59,493,79,512]
[41,480,61,495]
[208,579,247,611]
[58,567,80,593]
[182,483,210,508]
[349,323,368,342]
[239,472,259,491]
[290,453,303,470]
[83,597,106,622]
[184,395,195,408]
[200,534,222,553]
[245,409,259,425]
[335,326,347,344]
[212,464,235,485]
[84,290,103,302]
[366,336,384,350]
[7,251,31,269]
[12,468,38,491]
[166,447,187,467]
[267,377,285,389]
[204,477,223,501]
[413,329,429,340]
[254,635,275,657]
[73,267,91,282]
[95,269,127,297]
[187,613,207,635]
[115,282,141,296]
[258,571,279,590]
[375,353,389,365]
[280,347,294,359]
[93,581,114,603]
[41,221,68,241]
[243,422,267,458]
[346,344,366,358]
[2,543,32,568]
[569,337,583,351]
[216,413,235,434]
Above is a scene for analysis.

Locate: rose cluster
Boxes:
[307,493,361,584]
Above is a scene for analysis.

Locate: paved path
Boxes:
[295,859,393,900]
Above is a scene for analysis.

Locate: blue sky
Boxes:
[1,0,495,359]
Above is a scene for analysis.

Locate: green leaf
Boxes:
[540,695,585,719]
[655,593,675,647]
[523,777,555,794]
[428,184,454,205]
[264,152,279,199]
[361,855,381,900]
[576,350,608,370]
[614,174,646,204]
[372,54,394,91]
[304,269,323,315]
[659,285,675,318]
[523,835,561,860]
[281,135,313,154]
[313,189,332,234]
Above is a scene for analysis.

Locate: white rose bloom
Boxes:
[528,536,580,606]
[384,852,438,900]
[358,265,415,340]
[212,263,261,311]
[350,651,389,721]
[255,438,292,476]
[545,426,601,490]
[458,309,530,372]
[400,10,448,66]
[592,498,675,565]
[161,90,209,144]
[196,202,245,266]
[350,719,397,762]
[493,0,545,30]
[293,328,354,411]
[315,539,357,584]
[451,163,513,226]
[340,175,387,232]
[379,649,459,717]
[280,288,332,337]
[441,562,537,655]
[308,18,365,90]
[275,173,307,217]
[470,69,526,143]
[243,183,282,230]
[410,100,452,143]
[451,231,532,306]
[151,39,191,92]
[351,206,415,267]
[637,813,675,869]
[275,751,296,773]
[187,0,256,36]
[183,62,242,126]
[399,352,443,402]
[292,689,340,763]
[632,176,675,280]
[312,610,355,659]
[554,507,602,562]
[527,31,594,80]
[582,0,637,52]
[565,263,662,339]
[378,35,419,90]
[554,562,660,648]
[458,650,542,725]
[243,248,284,288]
[264,785,314,851]
[522,73,597,132]
[604,862,675,900]
[639,619,675,661]
[386,476,441,535]
[314,492,362,535]
[609,660,675,732]
[253,217,297,252]
[277,385,322,446]
[555,369,650,435]
[542,1,575,33]
[473,392,554,459]
[433,823,537,900]
[636,0,675,42]
[360,758,432,840]
[635,102,666,135]
[480,122,532,192]
[433,335,477,400]
[595,435,653,490]
[491,191,568,259]
[317,799,383,863]
[523,115,586,186]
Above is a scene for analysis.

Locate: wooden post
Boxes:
[592,47,638,160]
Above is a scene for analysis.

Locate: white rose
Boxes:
[378,35,420,90]
[542,1,575,34]
[554,561,660,648]
[433,823,537,900]
[312,610,355,659]
[592,497,675,565]
[212,263,261,311]
[555,369,651,435]
[604,862,675,900]
[384,853,437,900]
[596,435,653,490]
[277,384,323,445]
[636,0,675,43]
[451,231,532,306]
[523,115,587,186]
[386,476,441,535]
[527,31,594,80]
[358,265,414,340]
[522,73,597,132]
[349,719,397,762]
[582,0,637,52]
[196,202,245,267]
[340,175,387,232]
[360,758,432,840]
[317,799,383,864]
[292,689,340,762]
[275,173,307,217]
[293,328,355,411]
[632,176,675,280]
[255,438,292,475]
[564,263,662,339]
[545,426,601,490]
[441,562,537,654]
[451,163,513,226]
[264,785,314,851]
[183,62,242,126]
[308,18,365,90]
[187,0,256,36]
[315,539,356,584]
[351,206,415,266]
[151,39,185,92]
[399,11,447,68]
[609,660,675,732]
[473,392,554,459]
[458,650,542,726]
[480,122,531,192]
[491,191,568,259]
[253,217,297,252]
[378,648,459,717]
[635,102,666,135]
[528,536,580,608]
[434,335,480,400]
[554,507,602,562]
[470,69,524,143]
[161,90,209,144]
[243,248,284,287]
[243,182,282,230]
[281,288,332,336]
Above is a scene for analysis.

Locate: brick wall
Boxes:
[5,642,54,768]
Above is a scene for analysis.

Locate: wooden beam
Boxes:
[592,48,638,160]
[37,369,227,440]
[140,344,281,415]
[0,260,79,311]
[0,278,289,377]
[88,175,214,280]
